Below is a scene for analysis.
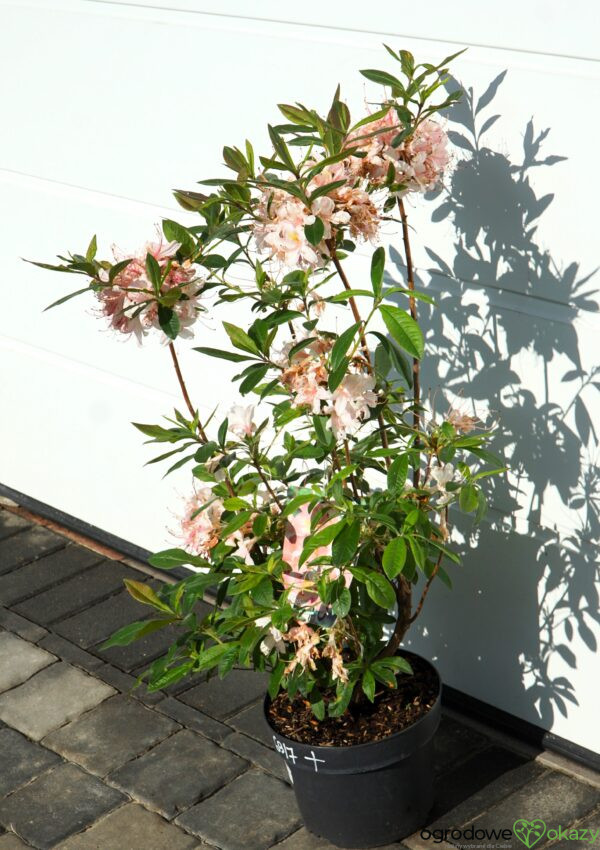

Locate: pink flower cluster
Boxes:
[98,237,202,341]
[278,337,378,438]
[351,113,449,194]
[281,504,352,611]
[178,488,257,564]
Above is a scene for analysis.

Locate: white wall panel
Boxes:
[1,0,598,752]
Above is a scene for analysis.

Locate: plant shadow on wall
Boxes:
[387,71,600,731]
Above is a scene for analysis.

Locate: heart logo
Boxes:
[513,819,547,848]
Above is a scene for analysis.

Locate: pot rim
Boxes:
[263,649,441,755]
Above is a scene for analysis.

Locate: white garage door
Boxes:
[1,0,599,754]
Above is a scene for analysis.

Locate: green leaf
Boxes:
[217,417,228,448]
[362,668,376,702]
[365,572,396,610]
[239,363,269,395]
[194,346,254,363]
[157,306,180,340]
[100,618,174,650]
[304,216,325,246]
[459,483,479,513]
[162,219,195,255]
[268,660,286,698]
[85,234,97,262]
[268,124,296,171]
[194,441,219,463]
[148,548,198,569]
[387,454,409,493]
[309,179,348,203]
[263,309,304,328]
[328,289,374,302]
[331,586,351,618]
[223,322,260,355]
[43,287,92,312]
[196,643,237,672]
[408,537,426,570]
[299,519,345,567]
[148,661,195,691]
[282,492,316,517]
[328,356,349,393]
[379,305,424,359]
[145,252,162,295]
[332,520,360,567]
[370,247,385,297]
[124,579,172,613]
[360,69,404,89]
[328,681,355,717]
[221,510,254,539]
[382,537,407,580]
[331,322,360,373]
[310,689,326,720]
[312,415,332,448]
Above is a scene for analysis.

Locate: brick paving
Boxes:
[0,505,598,850]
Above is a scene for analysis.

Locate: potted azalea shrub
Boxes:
[35,46,503,848]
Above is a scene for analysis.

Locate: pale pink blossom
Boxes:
[284,622,321,674]
[430,462,456,493]
[447,406,480,434]
[256,616,287,657]
[228,404,256,438]
[279,337,333,415]
[281,505,352,611]
[350,112,449,195]
[98,235,203,341]
[178,488,224,557]
[327,373,378,438]
[253,188,320,269]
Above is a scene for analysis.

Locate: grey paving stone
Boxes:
[275,828,407,849]
[0,526,64,575]
[175,769,301,849]
[56,802,199,850]
[0,763,125,850]
[179,669,268,720]
[94,623,181,672]
[0,727,61,796]
[54,588,152,648]
[155,696,232,743]
[0,511,31,542]
[430,745,531,822]
[37,634,105,673]
[0,632,56,692]
[434,714,491,776]
[222,731,288,782]
[0,608,47,643]
[0,835,32,849]
[473,770,600,847]
[13,560,136,624]
[551,806,600,849]
[0,545,100,605]
[228,700,272,746]
[428,759,545,830]
[43,693,179,776]
[107,728,247,819]
[0,661,115,740]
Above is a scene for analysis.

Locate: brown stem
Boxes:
[328,240,391,470]
[253,460,284,512]
[376,575,412,659]
[408,549,443,625]
[168,343,209,443]
[343,440,359,499]
[397,198,421,488]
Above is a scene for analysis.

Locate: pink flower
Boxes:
[447,406,480,434]
[98,235,203,341]
[350,112,449,195]
[253,188,320,269]
[281,505,352,611]
[228,404,256,438]
[178,488,224,557]
[327,373,378,438]
[279,337,333,415]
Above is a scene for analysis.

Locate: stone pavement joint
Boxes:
[0,505,598,850]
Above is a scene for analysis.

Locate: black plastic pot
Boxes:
[264,653,441,849]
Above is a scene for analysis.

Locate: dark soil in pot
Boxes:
[267,653,438,746]
[265,652,441,849]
